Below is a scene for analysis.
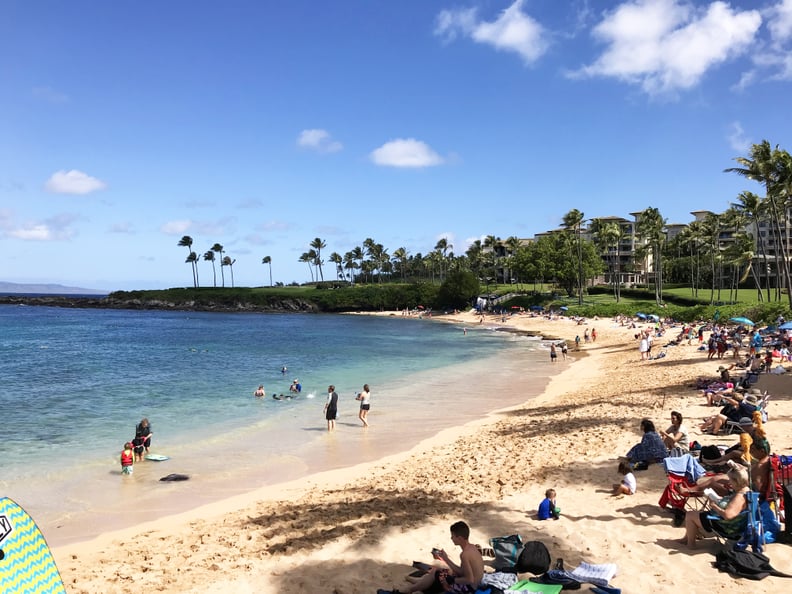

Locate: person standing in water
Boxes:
[254,384,265,397]
[356,384,371,427]
[133,418,153,461]
[324,385,339,431]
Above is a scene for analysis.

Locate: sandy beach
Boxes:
[53,310,792,593]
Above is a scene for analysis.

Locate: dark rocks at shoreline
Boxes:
[0,295,319,313]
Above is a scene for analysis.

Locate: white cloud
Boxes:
[7,213,79,241]
[45,169,107,195]
[727,121,750,153]
[369,139,444,168]
[768,0,792,44]
[572,0,761,95]
[297,129,343,153]
[161,220,193,235]
[9,224,54,241]
[435,0,548,65]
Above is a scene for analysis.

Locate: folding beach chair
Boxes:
[709,491,764,552]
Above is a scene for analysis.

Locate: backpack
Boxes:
[713,549,792,581]
[515,540,551,575]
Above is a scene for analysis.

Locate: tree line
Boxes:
[175,141,792,305]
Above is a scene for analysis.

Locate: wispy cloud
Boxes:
[7,213,80,241]
[45,170,107,195]
[727,121,750,153]
[435,0,548,65]
[570,0,761,96]
[161,220,193,235]
[370,139,444,168]
[297,129,343,153]
[32,86,69,103]
[109,222,135,234]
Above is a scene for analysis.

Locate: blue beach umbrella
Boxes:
[648,314,660,322]
[559,306,569,311]
[530,305,543,311]
[729,317,755,326]
[779,321,792,330]
[635,312,647,320]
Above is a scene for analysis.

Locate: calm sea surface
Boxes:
[0,306,561,546]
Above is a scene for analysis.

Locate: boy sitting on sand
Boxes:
[537,488,560,520]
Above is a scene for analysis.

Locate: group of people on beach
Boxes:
[254,378,303,400]
[120,417,153,476]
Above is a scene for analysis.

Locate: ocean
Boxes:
[0,305,561,546]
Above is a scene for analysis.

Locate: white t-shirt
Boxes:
[622,472,637,494]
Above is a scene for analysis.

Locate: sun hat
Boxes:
[745,394,759,405]
[749,388,762,395]
[738,417,754,426]
[717,365,727,372]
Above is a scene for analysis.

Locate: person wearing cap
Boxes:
[700,393,760,434]
[289,379,302,393]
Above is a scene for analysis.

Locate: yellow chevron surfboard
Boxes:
[0,497,66,594]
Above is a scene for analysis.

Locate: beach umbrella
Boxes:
[559,306,569,311]
[648,314,660,322]
[635,313,647,319]
[779,321,792,330]
[729,317,754,326]
[529,305,543,311]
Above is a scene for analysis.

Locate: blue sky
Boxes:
[2,0,792,291]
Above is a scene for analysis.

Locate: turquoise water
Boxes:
[0,306,558,545]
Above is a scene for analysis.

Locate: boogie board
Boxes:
[144,454,170,461]
[0,497,66,594]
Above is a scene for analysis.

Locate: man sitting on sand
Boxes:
[378,520,484,594]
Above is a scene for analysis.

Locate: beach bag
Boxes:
[515,541,551,575]
[713,549,792,580]
[491,534,523,570]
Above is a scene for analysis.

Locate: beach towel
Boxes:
[663,454,707,483]
[567,562,618,587]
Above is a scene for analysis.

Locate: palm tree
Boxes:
[562,210,585,305]
[591,220,622,301]
[726,141,792,306]
[328,252,343,280]
[434,237,452,281]
[310,238,327,281]
[178,236,197,287]
[262,256,272,286]
[300,250,317,281]
[185,251,199,287]
[636,207,667,306]
[343,250,359,284]
[731,190,768,301]
[203,250,217,287]
[221,256,236,287]
[504,236,522,287]
[392,247,408,280]
[212,243,225,287]
[350,246,364,284]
